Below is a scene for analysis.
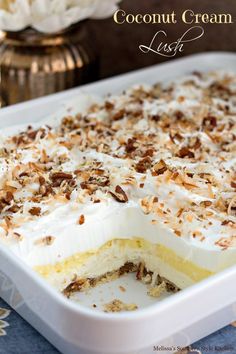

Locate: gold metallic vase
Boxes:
[0,24,99,106]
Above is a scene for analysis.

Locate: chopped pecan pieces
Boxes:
[88,175,110,187]
[63,279,90,297]
[125,138,137,153]
[104,101,114,110]
[8,204,20,213]
[119,262,137,275]
[50,172,73,181]
[50,172,73,187]
[3,191,14,205]
[112,109,125,121]
[135,156,152,173]
[142,149,154,158]
[77,214,85,225]
[150,114,160,122]
[175,110,184,119]
[231,181,236,189]
[169,132,184,144]
[39,183,53,197]
[29,207,41,216]
[178,147,195,158]
[44,236,55,245]
[109,185,128,203]
[202,116,217,131]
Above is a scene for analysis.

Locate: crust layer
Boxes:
[34,238,214,293]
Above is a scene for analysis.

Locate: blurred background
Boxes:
[86,0,236,79]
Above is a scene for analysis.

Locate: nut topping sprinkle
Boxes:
[29,207,41,216]
[77,214,85,225]
[110,185,128,203]
[35,236,55,246]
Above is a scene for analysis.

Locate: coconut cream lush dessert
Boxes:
[0,71,235,297]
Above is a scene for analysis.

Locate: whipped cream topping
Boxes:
[0,70,235,270]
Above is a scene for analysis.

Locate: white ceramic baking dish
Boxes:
[0,52,236,354]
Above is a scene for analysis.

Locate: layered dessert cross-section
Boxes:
[0,70,235,297]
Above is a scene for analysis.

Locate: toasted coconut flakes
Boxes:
[206,211,214,217]
[186,214,194,222]
[6,181,21,190]
[13,232,23,241]
[215,236,236,249]
[222,219,235,226]
[123,176,137,186]
[141,196,158,214]
[4,216,13,229]
[228,196,236,215]
[200,201,212,207]
[176,208,184,217]
[153,159,168,175]
[207,185,214,199]
[40,149,50,163]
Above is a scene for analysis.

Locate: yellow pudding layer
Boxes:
[35,238,214,285]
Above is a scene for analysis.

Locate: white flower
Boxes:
[0,0,31,31]
[0,0,121,33]
[0,307,11,336]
